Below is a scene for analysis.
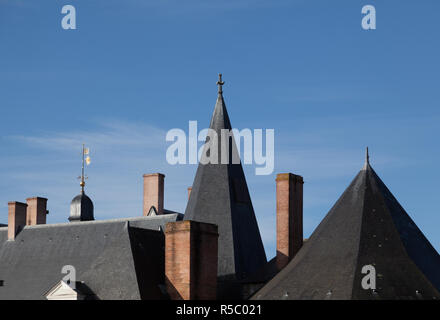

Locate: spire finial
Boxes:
[362,146,370,170]
[366,146,370,165]
[217,73,225,94]
[78,144,90,194]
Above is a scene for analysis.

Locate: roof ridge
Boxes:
[0,213,181,231]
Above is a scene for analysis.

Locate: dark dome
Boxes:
[69,192,94,222]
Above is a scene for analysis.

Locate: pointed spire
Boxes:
[362,147,371,170]
[217,73,225,95]
[184,74,267,293]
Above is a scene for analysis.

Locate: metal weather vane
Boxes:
[78,144,91,194]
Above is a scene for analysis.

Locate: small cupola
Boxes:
[69,144,94,222]
[69,193,94,222]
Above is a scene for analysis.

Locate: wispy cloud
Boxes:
[11,120,166,151]
[1,119,195,224]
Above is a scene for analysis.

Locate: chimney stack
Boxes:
[8,202,27,240]
[26,197,48,225]
[165,220,218,300]
[276,173,304,270]
[143,173,165,216]
[187,187,192,200]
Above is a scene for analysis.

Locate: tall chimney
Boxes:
[165,220,218,300]
[143,173,165,216]
[276,173,304,270]
[26,197,48,225]
[8,202,27,240]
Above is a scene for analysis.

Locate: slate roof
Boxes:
[253,155,440,300]
[0,214,181,300]
[184,78,267,292]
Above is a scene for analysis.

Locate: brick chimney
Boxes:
[26,197,48,225]
[165,220,218,300]
[187,187,192,200]
[8,202,27,240]
[143,173,165,216]
[276,173,304,270]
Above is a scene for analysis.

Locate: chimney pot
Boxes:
[276,173,304,270]
[143,173,165,216]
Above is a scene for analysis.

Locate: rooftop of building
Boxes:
[0,213,182,300]
[253,151,440,300]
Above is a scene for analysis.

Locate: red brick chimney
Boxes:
[143,173,165,216]
[165,220,218,300]
[8,202,27,240]
[26,197,48,225]
[187,187,192,200]
[276,173,304,270]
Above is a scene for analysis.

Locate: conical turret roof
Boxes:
[253,150,440,300]
[184,75,267,285]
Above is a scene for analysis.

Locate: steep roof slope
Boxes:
[253,156,440,300]
[184,76,267,284]
[0,214,180,300]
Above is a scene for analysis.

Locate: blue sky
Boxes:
[1,0,439,258]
